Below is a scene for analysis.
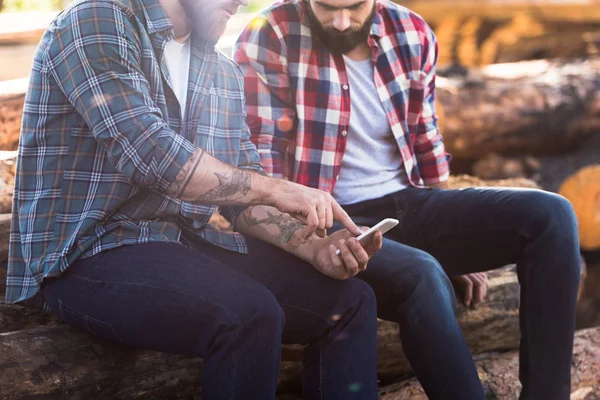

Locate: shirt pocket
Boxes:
[58,299,127,345]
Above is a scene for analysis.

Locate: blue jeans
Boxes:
[339,187,580,400]
[42,239,378,400]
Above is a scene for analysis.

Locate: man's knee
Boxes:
[515,190,578,240]
[198,284,285,345]
[233,291,285,333]
[390,251,456,308]
[345,278,378,313]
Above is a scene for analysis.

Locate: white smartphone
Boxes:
[335,218,399,256]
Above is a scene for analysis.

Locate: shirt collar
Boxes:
[130,0,174,36]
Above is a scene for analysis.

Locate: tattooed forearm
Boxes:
[167,148,206,197]
[196,170,252,202]
[243,208,304,243]
[242,207,313,253]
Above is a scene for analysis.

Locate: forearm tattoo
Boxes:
[242,207,313,253]
[167,148,252,203]
[195,170,252,202]
[168,148,206,197]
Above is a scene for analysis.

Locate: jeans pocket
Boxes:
[58,299,126,344]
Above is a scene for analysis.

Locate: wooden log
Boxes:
[0,302,60,334]
[467,134,600,253]
[437,58,600,159]
[432,15,467,66]
[577,261,600,331]
[469,132,600,193]
[375,268,521,381]
[490,30,599,66]
[397,1,600,27]
[448,174,539,190]
[0,266,523,369]
[559,165,600,252]
[455,16,504,68]
[0,324,205,400]
[0,269,521,399]
[378,326,600,400]
[478,12,548,66]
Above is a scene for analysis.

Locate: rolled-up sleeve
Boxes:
[415,26,451,185]
[46,2,195,193]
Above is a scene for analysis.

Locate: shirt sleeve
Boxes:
[415,26,452,185]
[219,116,267,230]
[233,15,296,180]
[45,2,196,193]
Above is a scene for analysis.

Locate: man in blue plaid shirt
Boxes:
[6,0,385,397]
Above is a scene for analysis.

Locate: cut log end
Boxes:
[559,165,600,251]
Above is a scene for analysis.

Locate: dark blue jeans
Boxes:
[42,239,378,400]
[340,186,580,400]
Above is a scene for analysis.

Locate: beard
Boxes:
[306,2,376,56]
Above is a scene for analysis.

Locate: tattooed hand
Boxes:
[236,206,383,279]
[267,180,362,239]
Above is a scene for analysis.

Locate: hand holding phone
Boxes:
[335,218,399,256]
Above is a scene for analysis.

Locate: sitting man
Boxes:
[234,0,581,398]
[6,0,384,398]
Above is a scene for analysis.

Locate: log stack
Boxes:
[0,262,523,398]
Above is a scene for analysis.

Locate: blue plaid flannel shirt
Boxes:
[6,0,263,307]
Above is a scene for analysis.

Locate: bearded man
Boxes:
[6,0,385,398]
[234,1,581,399]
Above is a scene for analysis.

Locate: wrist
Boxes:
[248,173,280,206]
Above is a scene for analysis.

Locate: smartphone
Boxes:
[335,218,399,256]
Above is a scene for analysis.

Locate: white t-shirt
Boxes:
[331,57,409,205]
[163,38,191,119]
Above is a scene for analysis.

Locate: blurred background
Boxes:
[0,1,599,398]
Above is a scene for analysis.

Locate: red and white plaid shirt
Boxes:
[234,0,451,192]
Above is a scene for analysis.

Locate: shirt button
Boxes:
[336,175,340,181]
[341,130,348,136]
[342,84,349,90]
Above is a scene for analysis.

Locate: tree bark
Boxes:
[0,302,60,334]
[437,58,600,159]
[378,326,600,400]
